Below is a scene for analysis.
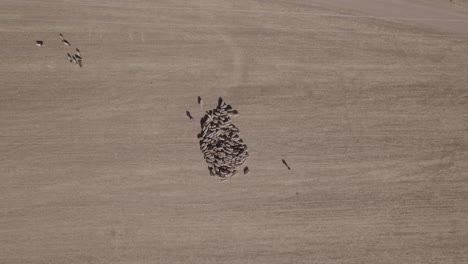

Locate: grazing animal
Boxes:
[198,96,203,108]
[73,50,83,67]
[36,40,44,47]
[62,39,71,46]
[67,53,73,63]
[228,109,239,116]
[186,111,193,121]
[59,33,64,40]
[218,97,225,107]
[208,167,215,176]
[230,170,237,177]
[243,166,250,175]
[282,159,291,170]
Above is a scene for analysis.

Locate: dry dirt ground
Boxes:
[1,0,468,263]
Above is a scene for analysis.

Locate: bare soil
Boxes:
[1,1,468,263]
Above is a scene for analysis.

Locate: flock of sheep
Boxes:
[190,97,291,179]
[36,33,84,67]
[197,97,250,179]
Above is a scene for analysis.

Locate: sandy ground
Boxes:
[1,0,468,263]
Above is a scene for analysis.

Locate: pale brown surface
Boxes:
[1,1,468,263]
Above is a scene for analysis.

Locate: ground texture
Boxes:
[1,0,468,263]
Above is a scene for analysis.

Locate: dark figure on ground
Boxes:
[186,111,193,121]
[198,96,203,108]
[67,53,73,63]
[282,159,291,170]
